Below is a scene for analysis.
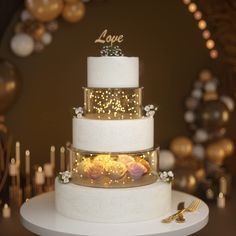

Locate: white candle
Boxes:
[25,150,30,175]
[50,146,55,169]
[69,149,73,172]
[15,141,20,167]
[9,158,17,176]
[35,166,45,185]
[217,192,226,208]
[44,163,53,178]
[219,177,227,195]
[2,204,11,218]
[60,146,65,171]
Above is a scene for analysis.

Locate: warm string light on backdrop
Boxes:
[182,0,218,59]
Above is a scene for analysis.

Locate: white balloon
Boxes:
[192,145,205,160]
[11,33,34,57]
[191,89,202,99]
[220,96,234,112]
[159,150,175,170]
[184,110,195,123]
[20,10,33,21]
[194,129,208,143]
[41,32,53,45]
[204,80,217,92]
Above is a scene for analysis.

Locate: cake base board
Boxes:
[20,191,209,236]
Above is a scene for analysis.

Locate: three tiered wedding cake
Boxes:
[55,47,172,223]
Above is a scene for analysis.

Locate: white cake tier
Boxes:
[55,178,172,223]
[72,116,154,152]
[87,57,139,88]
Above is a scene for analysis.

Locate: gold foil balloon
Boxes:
[62,1,86,23]
[206,143,226,165]
[0,58,22,114]
[26,0,64,22]
[170,136,193,159]
[197,100,230,131]
[173,168,198,194]
[218,138,234,156]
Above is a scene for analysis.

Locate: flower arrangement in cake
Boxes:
[159,171,174,183]
[58,171,72,184]
[144,104,158,117]
[73,106,84,118]
[71,149,158,187]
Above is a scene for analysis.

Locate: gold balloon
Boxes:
[199,69,213,82]
[218,138,234,157]
[26,0,64,22]
[62,1,86,23]
[173,168,198,194]
[206,143,226,165]
[170,136,193,159]
[0,59,22,114]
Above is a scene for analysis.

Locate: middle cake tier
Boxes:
[73,116,154,152]
[83,87,143,119]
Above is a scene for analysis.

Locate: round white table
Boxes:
[20,191,209,236]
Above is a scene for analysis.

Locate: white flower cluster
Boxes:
[58,171,72,184]
[144,104,158,117]
[100,45,124,57]
[73,107,83,118]
[159,171,174,183]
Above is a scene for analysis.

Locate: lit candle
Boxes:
[35,166,45,185]
[43,163,53,178]
[25,150,30,175]
[50,146,55,169]
[217,192,225,208]
[2,204,11,218]
[15,141,20,167]
[9,158,17,177]
[60,146,65,171]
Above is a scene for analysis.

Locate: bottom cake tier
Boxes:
[55,178,172,223]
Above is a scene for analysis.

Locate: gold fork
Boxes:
[161,199,201,223]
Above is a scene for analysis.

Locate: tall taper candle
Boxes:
[25,150,30,175]
[50,146,55,169]
[60,146,65,171]
[15,142,20,167]
[9,158,17,178]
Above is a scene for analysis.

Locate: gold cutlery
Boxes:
[161,199,201,223]
[176,202,185,223]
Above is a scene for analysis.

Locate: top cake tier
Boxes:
[87,57,139,88]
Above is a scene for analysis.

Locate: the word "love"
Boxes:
[95,29,124,45]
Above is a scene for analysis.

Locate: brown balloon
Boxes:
[173,168,198,194]
[0,58,22,114]
[170,136,193,159]
[218,138,234,157]
[62,1,86,23]
[206,143,226,165]
[26,0,64,22]
[197,100,230,131]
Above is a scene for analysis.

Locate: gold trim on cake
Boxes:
[83,87,143,119]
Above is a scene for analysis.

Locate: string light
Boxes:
[84,88,142,119]
[210,49,218,59]
[182,0,218,60]
[206,39,215,49]
[202,30,211,39]
[194,11,202,20]
[198,20,207,30]
[188,3,197,13]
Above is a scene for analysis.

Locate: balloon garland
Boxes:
[10,0,89,57]
[161,70,235,195]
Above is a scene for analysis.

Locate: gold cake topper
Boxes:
[95,29,124,56]
[95,29,124,45]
